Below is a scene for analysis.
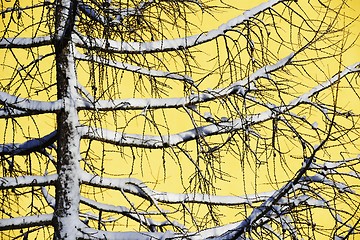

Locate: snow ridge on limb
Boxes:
[78,1,106,25]
[79,123,237,148]
[0,174,57,190]
[79,58,358,148]
[0,36,52,49]
[73,0,287,54]
[77,225,181,240]
[0,131,57,156]
[77,52,295,111]
[74,51,194,84]
[80,197,188,232]
[286,62,360,108]
[0,214,53,231]
[41,180,189,232]
[0,108,31,118]
[0,91,63,113]
[80,171,274,205]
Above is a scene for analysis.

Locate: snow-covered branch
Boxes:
[210,157,359,239]
[78,60,360,149]
[77,52,294,111]
[111,0,154,22]
[0,91,63,113]
[79,122,241,148]
[41,186,186,231]
[300,174,354,194]
[78,55,360,148]
[77,226,181,240]
[285,62,360,108]
[78,2,106,25]
[0,214,53,231]
[73,0,286,53]
[74,51,194,85]
[0,108,31,118]
[78,0,156,26]
[80,171,274,205]
[80,197,187,231]
[0,174,57,190]
[0,131,57,156]
[0,36,52,49]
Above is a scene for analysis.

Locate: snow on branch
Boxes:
[301,174,354,194]
[0,174,57,190]
[73,0,286,54]
[78,2,106,25]
[79,122,241,148]
[77,223,253,240]
[77,52,295,111]
[286,62,360,108]
[74,51,194,85]
[190,195,329,239]
[209,153,360,238]
[111,0,153,22]
[0,91,63,113]
[77,225,181,240]
[0,131,57,156]
[309,157,360,171]
[79,60,360,149]
[0,214,53,231]
[0,108,32,118]
[42,180,188,231]
[0,36,52,49]
[80,196,187,231]
[80,171,274,205]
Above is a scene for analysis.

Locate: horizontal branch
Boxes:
[77,52,294,111]
[0,174,57,190]
[77,226,181,240]
[77,223,246,240]
[301,174,354,193]
[74,51,194,84]
[73,0,286,54]
[0,131,57,156]
[80,61,359,148]
[0,91,63,113]
[79,122,241,148]
[80,197,186,231]
[80,171,274,205]
[0,108,33,118]
[0,36,52,49]
[0,214,53,231]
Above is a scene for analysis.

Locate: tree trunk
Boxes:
[54,0,81,239]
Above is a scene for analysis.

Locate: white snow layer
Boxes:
[73,0,285,53]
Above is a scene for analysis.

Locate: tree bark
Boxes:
[53,0,81,239]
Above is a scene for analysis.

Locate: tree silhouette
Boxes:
[1,0,360,239]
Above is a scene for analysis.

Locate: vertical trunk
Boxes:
[54,0,80,239]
